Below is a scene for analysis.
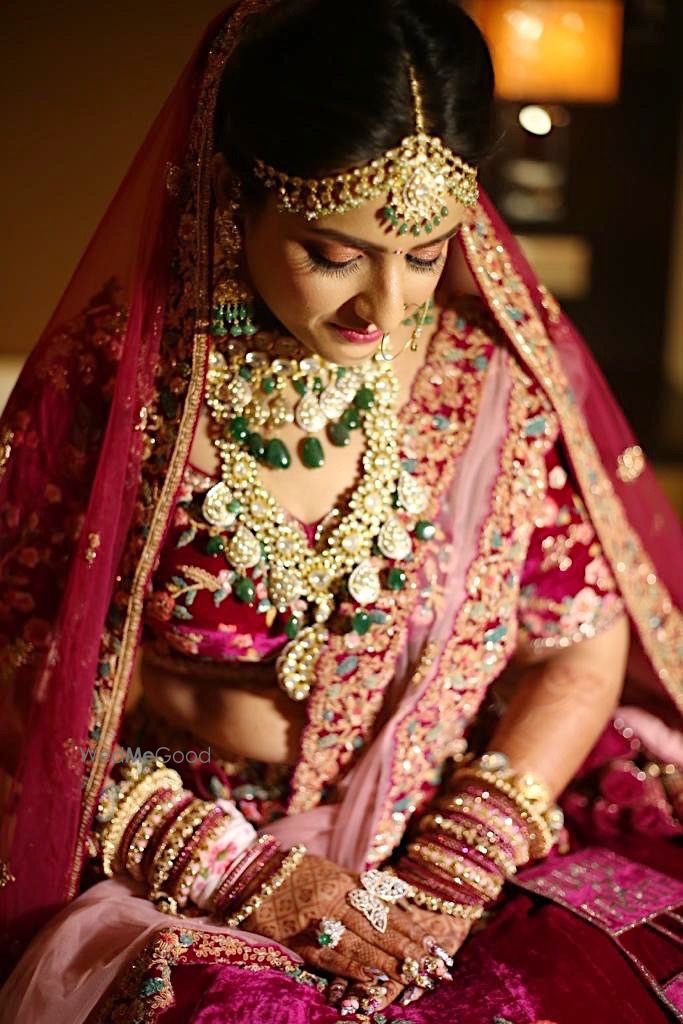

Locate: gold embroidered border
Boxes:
[368,361,558,863]
[287,310,495,814]
[460,208,682,709]
[93,926,303,1024]
[69,1,276,897]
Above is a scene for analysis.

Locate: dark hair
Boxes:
[215,0,496,198]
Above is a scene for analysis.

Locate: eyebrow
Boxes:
[302,222,462,253]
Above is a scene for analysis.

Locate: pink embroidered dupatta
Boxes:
[0,0,680,980]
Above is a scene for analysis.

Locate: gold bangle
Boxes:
[173,814,229,909]
[462,754,552,811]
[452,768,555,858]
[225,844,307,928]
[420,814,518,877]
[408,842,502,901]
[408,888,484,921]
[100,768,184,877]
[433,796,531,865]
[149,800,216,902]
[125,790,191,881]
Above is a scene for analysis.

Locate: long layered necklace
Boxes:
[203,337,432,701]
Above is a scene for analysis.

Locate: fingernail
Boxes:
[399,984,424,1005]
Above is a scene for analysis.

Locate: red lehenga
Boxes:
[0,3,681,1023]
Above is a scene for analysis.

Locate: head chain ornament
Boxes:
[253,66,478,236]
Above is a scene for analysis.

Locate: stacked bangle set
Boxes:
[394,751,564,921]
[94,758,305,922]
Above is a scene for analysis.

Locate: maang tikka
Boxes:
[211,182,260,339]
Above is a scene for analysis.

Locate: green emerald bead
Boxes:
[411,225,420,236]
[234,576,256,604]
[328,421,351,447]
[336,366,347,380]
[353,387,375,410]
[424,222,433,233]
[206,535,225,556]
[399,224,409,235]
[247,432,266,459]
[230,416,249,442]
[261,376,276,395]
[284,616,300,640]
[211,321,228,337]
[293,379,307,397]
[238,366,252,380]
[433,215,442,226]
[441,205,449,217]
[301,436,325,468]
[352,610,372,636]
[313,376,323,393]
[318,933,333,946]
[265,438,291,469]
[227,499,241,514]
[415,519,436,541]
[386,567,407,591]
[341,407,361,430]
[230,324,244,337]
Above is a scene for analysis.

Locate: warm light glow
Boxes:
[519,105,553,134]
[467,1,623,103]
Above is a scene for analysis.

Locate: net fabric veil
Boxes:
[0,0,271,969]
[0,0,680,981]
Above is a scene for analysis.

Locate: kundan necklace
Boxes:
[203,336,433,701]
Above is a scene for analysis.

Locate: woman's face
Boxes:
[241,190,467,366]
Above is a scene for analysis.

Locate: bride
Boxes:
[1,2,681,1021]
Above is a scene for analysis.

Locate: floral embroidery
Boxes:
[461,208,682,706]
[92,927,308,1024]
[368,361,558,864]
[517,443,624,650]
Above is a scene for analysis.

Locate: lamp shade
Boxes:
[467,1,623,103]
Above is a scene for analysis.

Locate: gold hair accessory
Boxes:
[254,67,478,235]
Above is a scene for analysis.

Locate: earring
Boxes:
[379,301,430,362]
[211,186,260,339]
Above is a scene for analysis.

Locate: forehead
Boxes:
[264,194,469,251]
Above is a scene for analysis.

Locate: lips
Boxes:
[330,324,384,344]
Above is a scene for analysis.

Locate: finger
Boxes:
[292,927,399,983]
[326,977,348,1006]
[342,978,403,1015]
[349,905,426,965]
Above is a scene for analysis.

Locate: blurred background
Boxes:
[1,0,681,506]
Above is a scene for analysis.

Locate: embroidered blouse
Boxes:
[141,302,623,668]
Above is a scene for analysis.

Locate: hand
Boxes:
[245,854,454,1011]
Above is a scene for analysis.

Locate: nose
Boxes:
[353,264,406,333]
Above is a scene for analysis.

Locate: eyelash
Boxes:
[304,250,446,278]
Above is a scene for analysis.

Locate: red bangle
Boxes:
[425,831,506,881]
[116,787,173,873]
[212,836,281,917]
[165,805,226,899]
[141,793,194,881]
[396,859,486,907]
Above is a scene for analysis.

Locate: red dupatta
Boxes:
[0,0,680,976]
